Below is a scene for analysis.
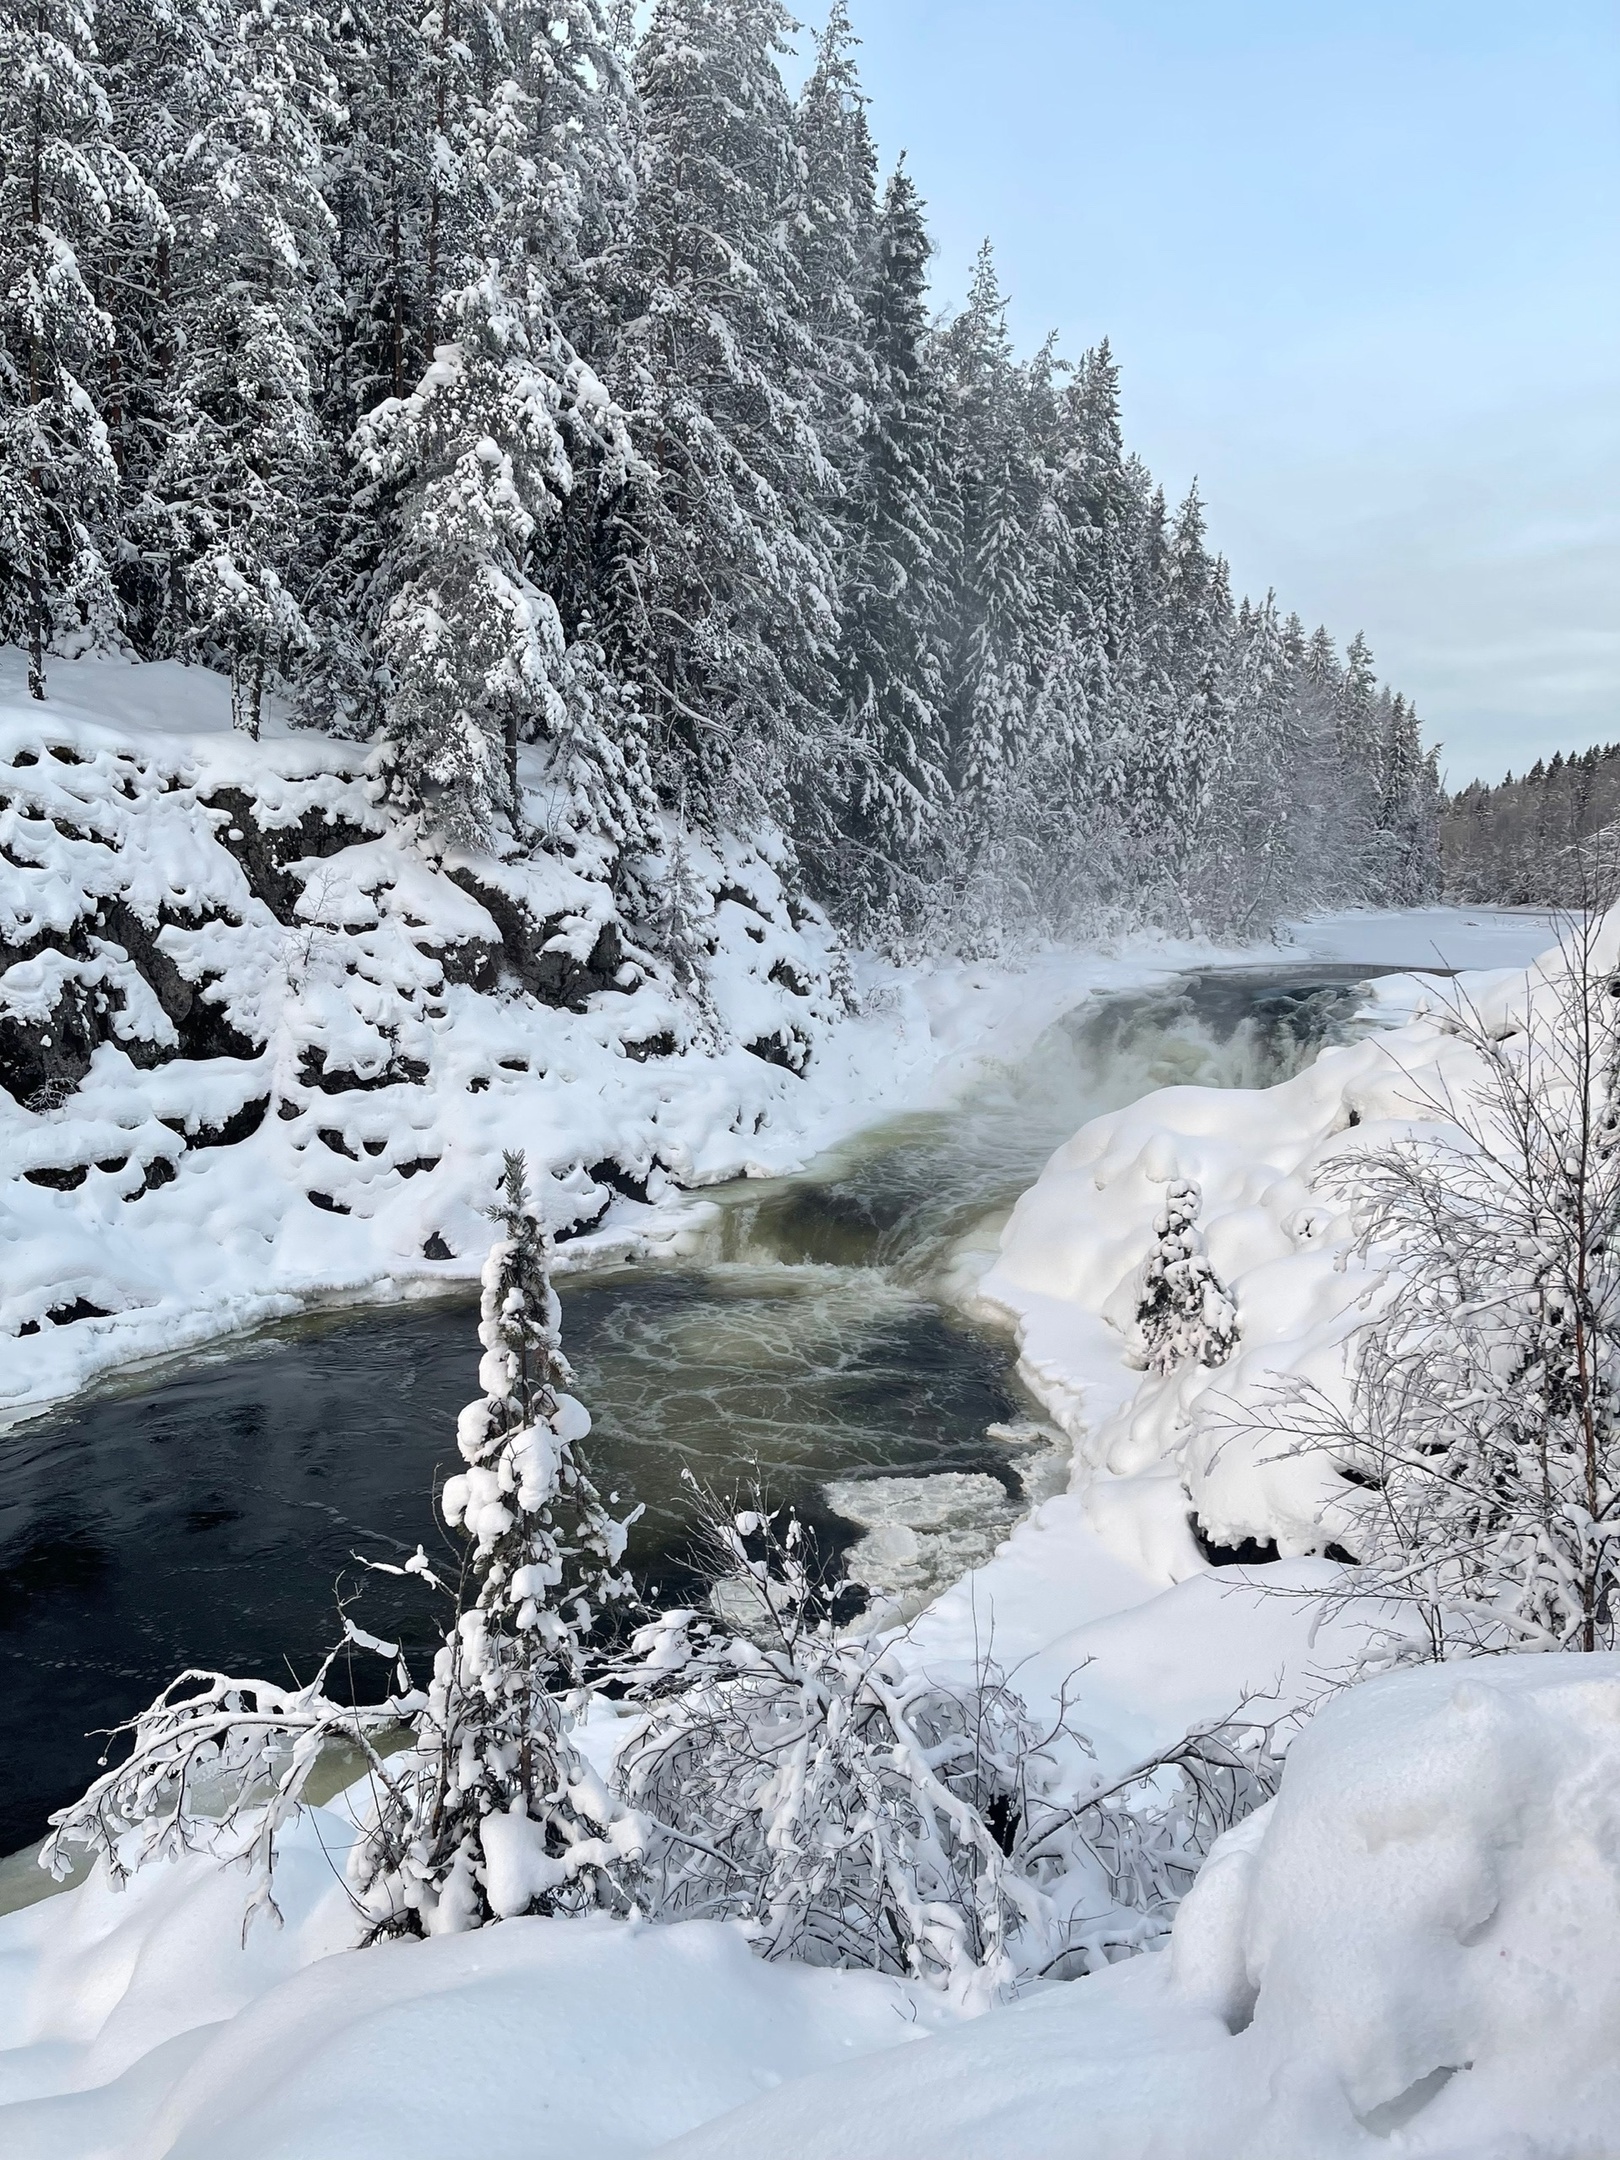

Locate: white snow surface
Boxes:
[5,1654,1615,2156]
[0,1796,950,2159]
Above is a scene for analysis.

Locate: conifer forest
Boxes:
[0,0,1442,953]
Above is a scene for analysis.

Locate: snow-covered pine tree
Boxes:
[601,0,838,827]
[826,158,953,944]
[1128,1177,1238,1375]
[789,2,877,495]
[351,1150,644,1936]
[359,11,651,850]
[120,0,341,734]
[0,0,158,695]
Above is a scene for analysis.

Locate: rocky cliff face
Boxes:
[0,655,850,1409]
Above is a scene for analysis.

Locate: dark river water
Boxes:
[0,965,1405,1854]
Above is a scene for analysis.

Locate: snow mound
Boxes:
[665,1653,1620,2158]
[973,927,1582,1567]
[0,1795,947,2159]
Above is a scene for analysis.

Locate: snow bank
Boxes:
[6,1653,1613,2156]
[971,928,1574,1571]
[667,1653,1620,2158]
[0,1792,948,2159]
[0,651,1245,1417]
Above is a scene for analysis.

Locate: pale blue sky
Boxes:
[792,1,1619,786]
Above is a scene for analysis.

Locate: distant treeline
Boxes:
[1442,746,1620,905]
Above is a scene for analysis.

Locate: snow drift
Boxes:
[3,1653,1614,2157]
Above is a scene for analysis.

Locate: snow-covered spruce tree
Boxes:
[320,0,493,423]
[1375,688,1442,904]
[788,1,876,497]
[618,1489,1053,2006]
[600,0,838,827]
[350,1151,644,1935]
[1046,340,1149,910]
[826,158,953,946]
[359,269,587,845]
[106,0,340,734]
[350,7,653,848]
[1127,1177,1238,1375]
[1259,907,1620,1662]
[1138,482,1237,922]
[299,0,516,739]
[488,0,648,736]
[940,244,1046,840]
[1224,590,1311,930]
[0,0,158,695]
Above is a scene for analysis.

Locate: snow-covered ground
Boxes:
[3,650,1588,2153]
[4,1652,1614,2157]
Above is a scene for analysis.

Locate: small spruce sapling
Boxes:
[1129,1178,1239,1374]
[350,1149,646,1934]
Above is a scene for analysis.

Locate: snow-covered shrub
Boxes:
[619,1495,1052,2007]
[1253,916,1620,1662]
[618,1490,1284,2003]
[40,1647,414,1922]
[1015,1709,1287,1976]
[1126,1177,1238,1374]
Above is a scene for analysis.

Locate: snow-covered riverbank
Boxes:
[0,651,1265,1420]
[7,653,1547,1423]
